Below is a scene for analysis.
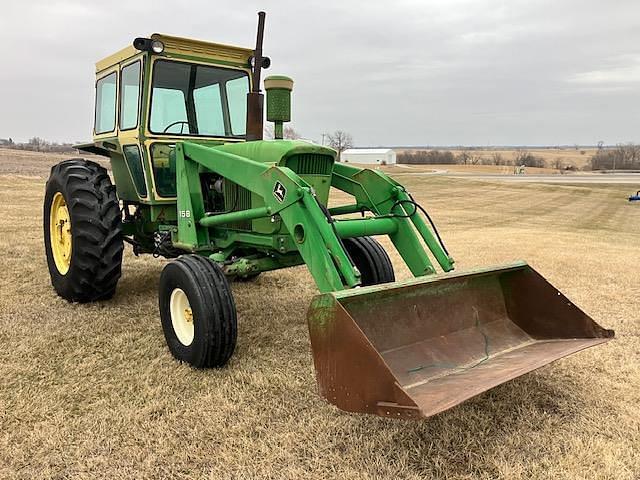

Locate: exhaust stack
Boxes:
[246,11,270,141]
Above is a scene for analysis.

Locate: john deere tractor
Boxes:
[44,13,613,419]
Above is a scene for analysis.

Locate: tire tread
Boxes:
[343,236,395,286]
[160,255,237,368]
[44,158,123,302]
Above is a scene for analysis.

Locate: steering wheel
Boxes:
[163,120,191,134]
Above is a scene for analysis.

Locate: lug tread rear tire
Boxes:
[44,158,123,302]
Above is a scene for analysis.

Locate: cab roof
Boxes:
[95,33,253,73]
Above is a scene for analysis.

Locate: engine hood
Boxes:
[206,140,337,165]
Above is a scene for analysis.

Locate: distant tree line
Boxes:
[512,151,547,168]
[590,143,640,170]
[0,137,78,153]
[398,149,548,168]
[399,150,466,165]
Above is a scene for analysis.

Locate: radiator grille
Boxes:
[285,154,333,176]
[223,180,252,230]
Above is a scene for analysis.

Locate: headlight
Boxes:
[151,40,165,54]
[133,37,166,54]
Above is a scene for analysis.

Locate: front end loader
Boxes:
[43,12,613,419]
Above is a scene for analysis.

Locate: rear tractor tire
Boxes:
[343,236,395,286]
[159,255,237,368]
[44,159,124,302]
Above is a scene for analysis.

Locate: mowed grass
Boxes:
[0,154,639,479]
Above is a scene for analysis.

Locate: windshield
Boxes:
[149,60,249,137]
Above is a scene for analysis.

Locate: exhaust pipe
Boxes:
[246,11,270,141]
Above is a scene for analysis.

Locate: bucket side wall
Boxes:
[500,267,615,339]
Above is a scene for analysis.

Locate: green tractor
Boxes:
[44,13,613,419]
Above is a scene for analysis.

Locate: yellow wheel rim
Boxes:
[170,288,195,346]
[50,192,72,275]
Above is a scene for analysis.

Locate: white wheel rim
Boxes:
[170,288,194,346]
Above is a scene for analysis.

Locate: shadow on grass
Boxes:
[338,372,591,476]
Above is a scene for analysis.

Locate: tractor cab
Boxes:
[77,34,256,204]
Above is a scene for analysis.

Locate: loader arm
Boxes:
[330,162,455,274]
[176,142,359,292]
[173,142,454,293]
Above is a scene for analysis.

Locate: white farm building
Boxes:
[340,148,396,165]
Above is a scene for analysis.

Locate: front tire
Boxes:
[159,255,237,368]
[343,236,395,286]
[44,159,123,302]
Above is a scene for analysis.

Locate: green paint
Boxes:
[333,217,398,238]
[76,37,461,296]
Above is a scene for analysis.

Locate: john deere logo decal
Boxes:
[273,181,286,203]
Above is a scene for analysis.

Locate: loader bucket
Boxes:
[307,261,614,419]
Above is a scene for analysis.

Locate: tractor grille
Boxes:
[285,154,333,176]
[224,180,252,230]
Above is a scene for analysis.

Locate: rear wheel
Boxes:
[343,236,395,286]
[44,159,123,302]
[159,255,237,368]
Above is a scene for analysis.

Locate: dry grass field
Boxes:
[0,151,639,479]
[0,149,108,175]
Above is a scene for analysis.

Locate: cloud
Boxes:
[0,0,639,145]
[567,55,640,93]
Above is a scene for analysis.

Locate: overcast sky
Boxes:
[1,0,639,146]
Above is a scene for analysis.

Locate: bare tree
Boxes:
[491,152,511,165]
[264,125,301,140]
[552,158,564,170]
[456,150,470,165]
[456,149,482,165]
[327,130,353,161]
[283,126,301,140]
[514,149,546,168]
[28,137,47,152]
[590,143,640,170]
[397,150,456,165]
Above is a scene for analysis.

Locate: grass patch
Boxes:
[0,154,639,479]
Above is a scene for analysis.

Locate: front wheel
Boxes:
[159,255,237,368]
[343,236,395,286]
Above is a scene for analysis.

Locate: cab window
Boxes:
[122,145,147,197]
[193,83,224,136]
[150,143,176,197]
[95,72,117,134]
[226,76,248,135]
[149,60,249,137]
[120,61,141,130]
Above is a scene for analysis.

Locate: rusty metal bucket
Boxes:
[307,261,614,419]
